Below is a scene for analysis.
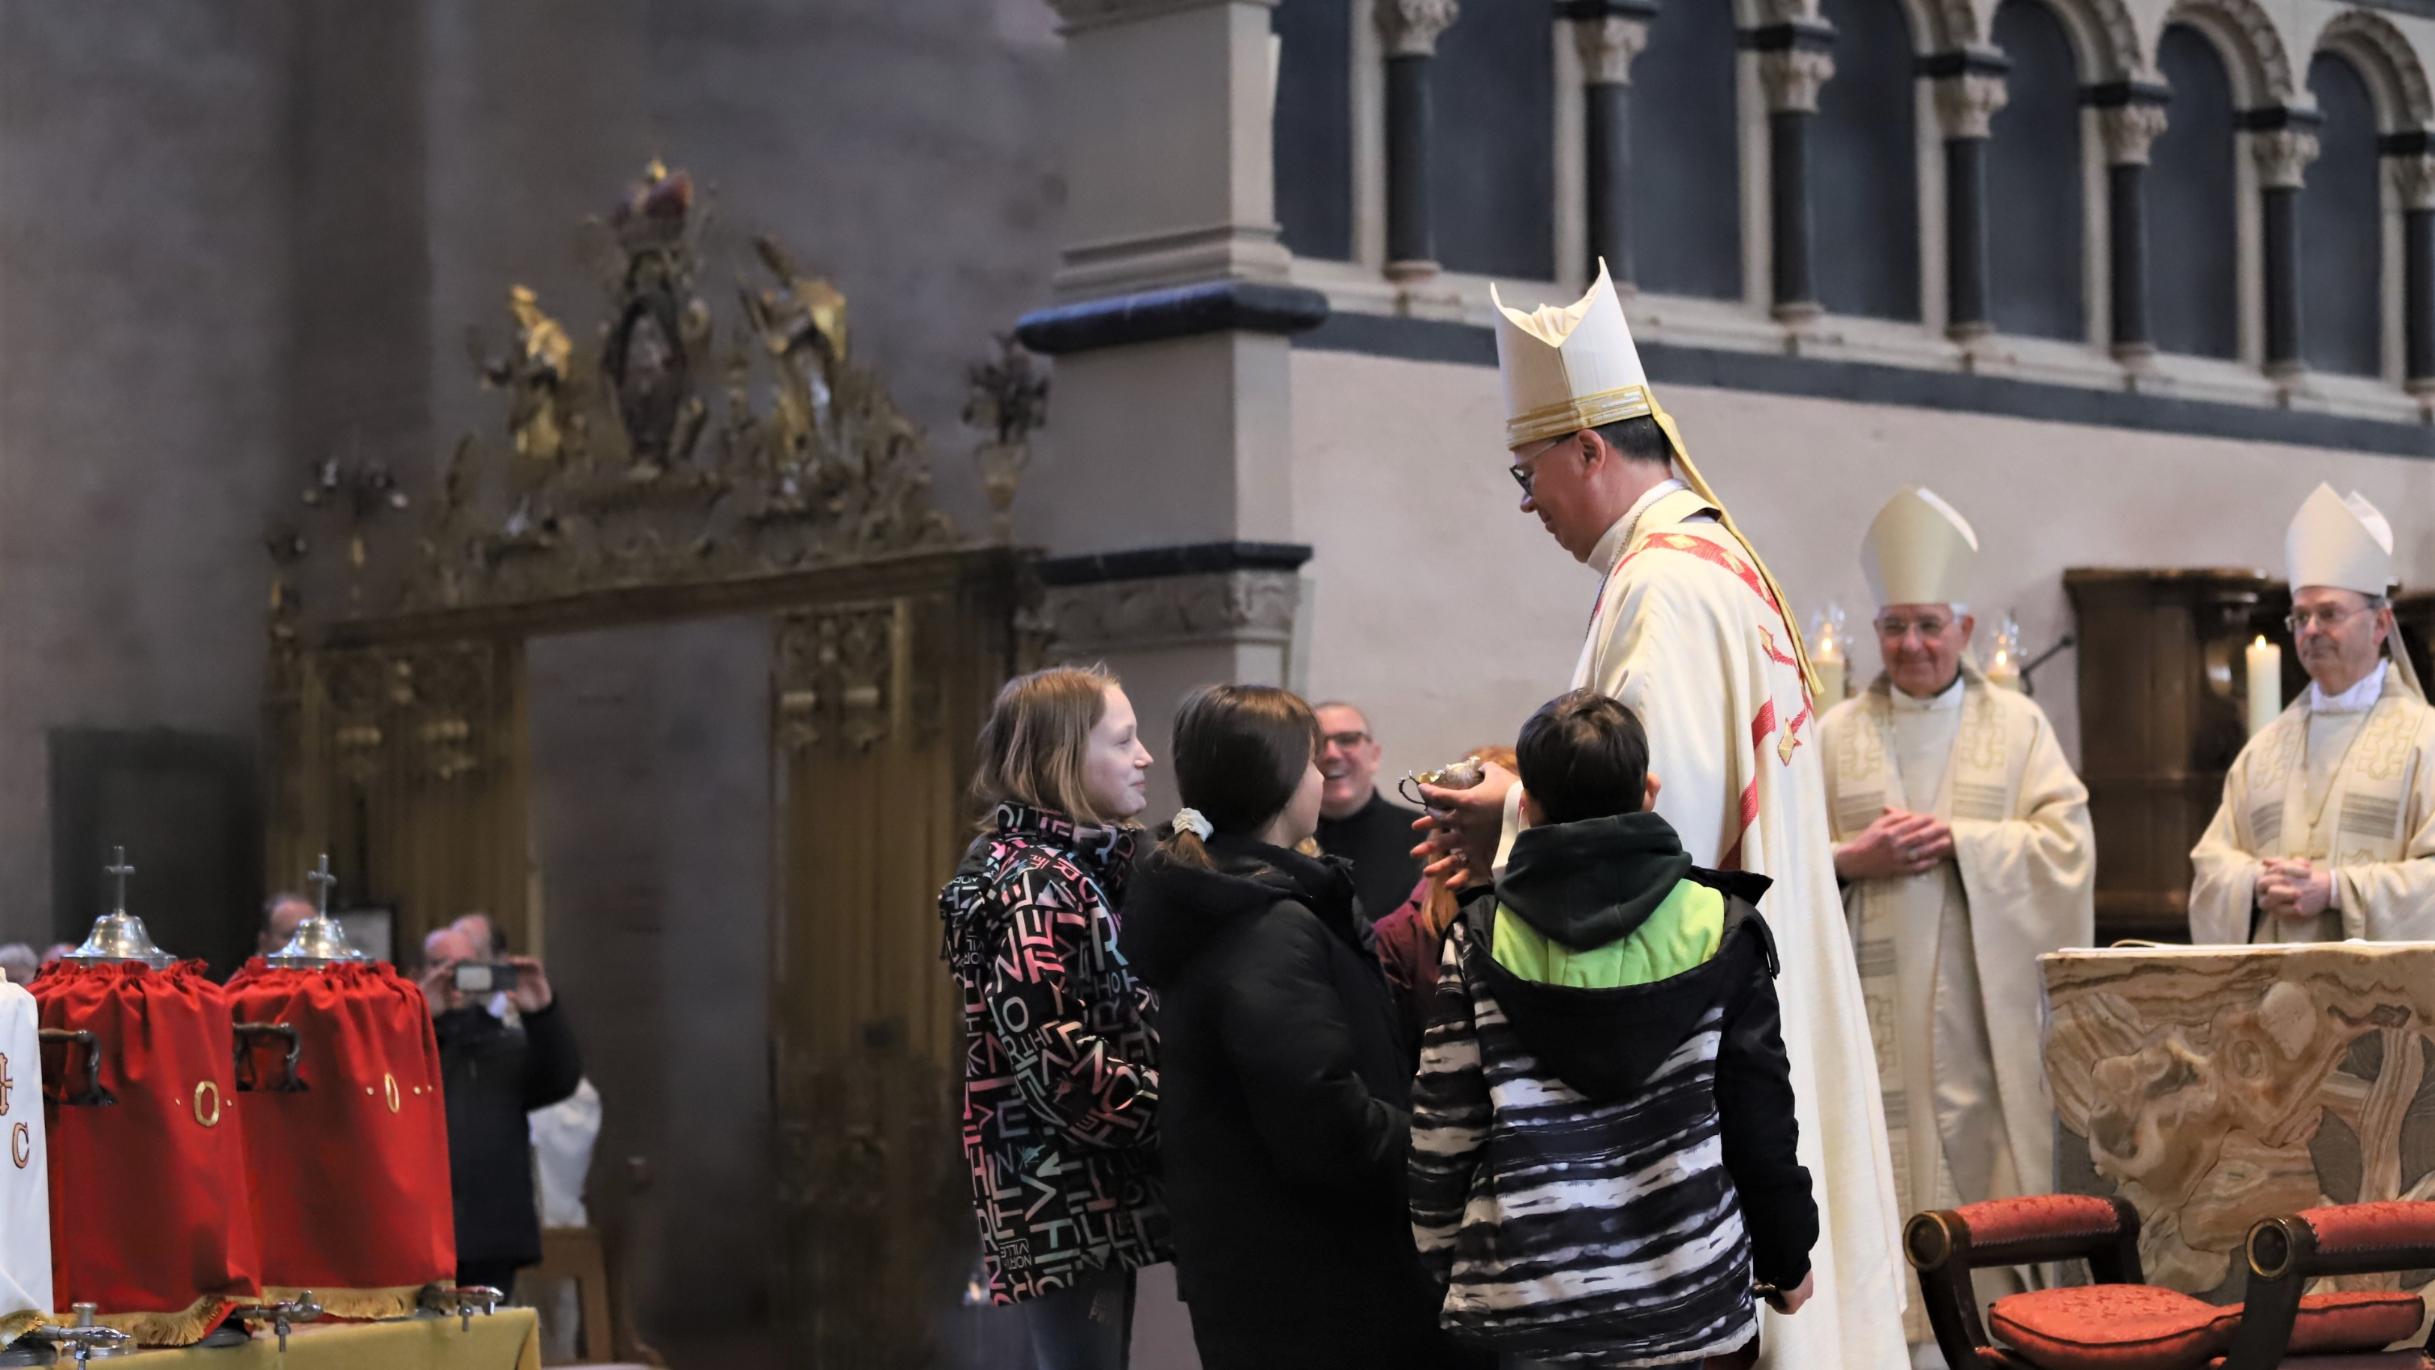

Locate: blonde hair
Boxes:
[972,665,1123,827]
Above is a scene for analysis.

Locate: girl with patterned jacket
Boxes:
[939,666,1172,1370]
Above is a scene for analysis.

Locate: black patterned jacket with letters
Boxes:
[939,802,1172,1303]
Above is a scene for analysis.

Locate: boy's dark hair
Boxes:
[1515,689,1650,825]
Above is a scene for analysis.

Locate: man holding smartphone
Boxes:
[419,925,581,1298]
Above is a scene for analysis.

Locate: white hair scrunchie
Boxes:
[1171,808,1214,841]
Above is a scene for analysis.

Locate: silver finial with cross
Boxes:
[104,846,134,915]
[307,854,337,919]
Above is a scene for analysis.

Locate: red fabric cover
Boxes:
[1987,1285,2236,1370]
[1958,1194,2127,1251]
[32,960,262,1323]
[225,959,454,1299]
[2287,1290,2428,1355]
[2299,1202,2435,1262]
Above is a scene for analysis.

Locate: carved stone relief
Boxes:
[2045,944,2435,1298]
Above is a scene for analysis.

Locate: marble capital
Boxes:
[1572,15,1651,86]
[1932,72,2008,141]
[2251,127,2321,191]
[2098,103,2169,167]
[1759,48,1834,115]
[2392,153,2435,212]
[1375,0,1459,59]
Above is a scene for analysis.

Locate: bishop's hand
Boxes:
[1834,807,1949,882]
[1407,761,1518,888]
[2259,858,2333,921]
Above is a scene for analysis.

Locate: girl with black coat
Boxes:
[1119,684,1486,1370]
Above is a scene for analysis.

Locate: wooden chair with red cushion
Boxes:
[1905,1195,2435,1370]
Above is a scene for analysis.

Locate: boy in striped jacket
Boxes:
[1409,689,1818,1366]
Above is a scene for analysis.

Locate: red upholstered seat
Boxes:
[2287,1291,2427,1356]
[1990,1285,2238,1370]
[2205,1355,2433,1369]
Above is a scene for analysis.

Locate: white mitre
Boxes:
[2286,482,2396,596]
[1862,486,1978,608]
[1491,259,1657,451]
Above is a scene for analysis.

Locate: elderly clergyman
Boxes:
[2191,485,2435,942]
[1416,261,1905,1369]
[1819,488,2094,1363]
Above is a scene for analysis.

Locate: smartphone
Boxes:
[453,961,519,995]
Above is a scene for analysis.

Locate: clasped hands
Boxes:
[2257,857,2334,921]
[1832,807,1953,883]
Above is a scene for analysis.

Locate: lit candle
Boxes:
[1811,604,1848,706]
[2246,636,2282,734]
[1984,612,2024,691]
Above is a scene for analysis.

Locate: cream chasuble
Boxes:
[1501,484,1909,1370]
[1822,672,2095,1343]
[0,972,52,1342]
[2191,662,2435,944]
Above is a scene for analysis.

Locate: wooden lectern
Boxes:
[2064,570,2296,942]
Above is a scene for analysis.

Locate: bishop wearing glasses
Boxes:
[1415,261,1907,1370]
[2190,485,2435,944]
[1817,488,2095,1361]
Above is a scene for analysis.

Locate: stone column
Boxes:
[1930,57,2009,340]
[2390,144,2435,394]
[1756,24,1834,322]
[2252,118,2321,378]
[2094,88,2168,362]
[1021,0,1328,754]
[1377,0,1460,281]
[1564,1,1655,284]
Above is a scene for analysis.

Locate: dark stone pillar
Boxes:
[2093,88,2168,362]
[2389,140,2435,392]
[1376,0,1459,280]
[1931,60,2007,339]
[1756,25,1834,322]
[2250,121,2319,378]
[1566,2,1654,284]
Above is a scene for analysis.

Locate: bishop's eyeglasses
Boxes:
[2287,603,2374,634]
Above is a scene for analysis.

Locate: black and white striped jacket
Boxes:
[1408,865,1815,1367]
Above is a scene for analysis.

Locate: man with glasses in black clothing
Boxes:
[2191,484,2435,944]
[1313,701,1423,922]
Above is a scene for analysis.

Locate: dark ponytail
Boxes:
[1157,684,1321,869]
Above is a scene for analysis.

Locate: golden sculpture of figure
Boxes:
[476,285,573,536]
[743,234,850,484]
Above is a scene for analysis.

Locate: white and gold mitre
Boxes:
[1491,259,1656,451]
[1862,486,1979,608]
[2286,482,2396,596]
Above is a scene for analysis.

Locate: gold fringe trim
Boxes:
[0,1308,47,1342]
[264,1284,424,1321]
[87,1293,236,1347]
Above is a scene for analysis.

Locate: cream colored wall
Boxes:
[1290,346,2435,780]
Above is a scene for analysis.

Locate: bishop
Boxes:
[1818,487,2095,1363]
[2191,485,2435,943]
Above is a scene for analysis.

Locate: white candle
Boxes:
[1984,651,2021,691]
[1811,606,1847,706]
[2246,636,2282,734]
